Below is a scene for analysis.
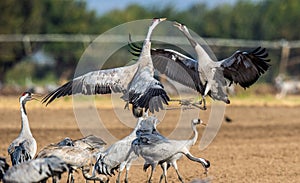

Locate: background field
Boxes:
[0,95,299,183]
[1,0,300,182]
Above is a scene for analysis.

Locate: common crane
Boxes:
[3,156,68,183]
[8,92,38,165]
[94,116,159,183]
[129,22,270,109]
[37,135,107,183]
[42,18,170,118]
[132,118,210,183]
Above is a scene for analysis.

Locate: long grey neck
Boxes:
[182,30,211,62]
[194,43,212,62]
[138,24,156,68]
[20,100,32,137]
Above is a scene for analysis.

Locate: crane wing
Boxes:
[128,38,204,94]
[10,141,32,165]
[128,77,170,113]
[42,65,138,106]
[220,47,271,88]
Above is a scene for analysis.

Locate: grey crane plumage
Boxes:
[157,118,206,183]
[129,22,270,109]
[94,116,159,183]
[41,18,170,118]
[73,134,106,150]
[0,157,9,181]
[37,135,107,183]
[8,92,37,166]
[132,118,210,183]
[3,156,68,183]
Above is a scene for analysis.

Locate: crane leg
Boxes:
[173,162,184,183]
[147,164,156,183]
[67,170,74,183]
[159,163,166,183]
[124,168,129,183]
[67,172,71,183]
[71,173,74,183]
[124,102,129,110]
[201,96,207,110]
[116,171,121,183]
[124,163,131,183]
[159,162,170,183]
[52,175,59,183]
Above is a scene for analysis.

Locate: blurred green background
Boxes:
[0,0,299,96]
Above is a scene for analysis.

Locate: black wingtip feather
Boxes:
[42,80,74,106]
[130,87,170,114]
[223,46,271,89]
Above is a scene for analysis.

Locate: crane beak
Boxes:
[200,120,207,126]
[30,93,40,101]
[159,18,167,21]
[173,21,182,28]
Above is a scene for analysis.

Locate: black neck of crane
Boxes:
[22,101,27,115]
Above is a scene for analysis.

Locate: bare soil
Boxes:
[0,96,299,183]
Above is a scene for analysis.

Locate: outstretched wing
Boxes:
[42,64,138,105]
[220,47,271,88]
[129,37,204,94]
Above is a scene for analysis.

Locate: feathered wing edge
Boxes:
[41,76,113,106]
[41,66,133,106]
[42,79,81,106]
[128,35,204,94]
[221,47,271,88]
[94,154,118,176]
[129,84,170,114]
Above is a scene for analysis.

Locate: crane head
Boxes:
[173,21,190,34]
[19,92,39,103]
[150,18,167,27]
[192,118,207,126]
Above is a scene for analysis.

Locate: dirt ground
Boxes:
[0,96,299,183]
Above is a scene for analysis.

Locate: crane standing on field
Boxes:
[132,118,210,183]
[8,92,38,165]
[94,116,159,183]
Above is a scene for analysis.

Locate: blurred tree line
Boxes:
[1,0,300,86]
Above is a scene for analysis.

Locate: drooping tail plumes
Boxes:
[11,142,31,165]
